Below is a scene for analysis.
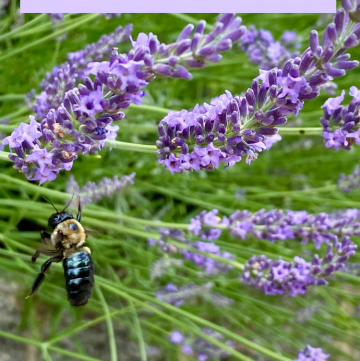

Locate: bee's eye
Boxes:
[69,223,78,231]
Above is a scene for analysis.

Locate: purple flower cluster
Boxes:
[8,14,248,184]
[155,282,233,307]
[169,329,235,361]
[337,165,360,192]
[241,26,301,70]
[31,24,133,118]
[157,3,360,173]
[66,172,135,206]
[148,228,235,274]
[189,208,360,249]
[295,345,329,361]
[321,86,360,149]
[241,236,357,296]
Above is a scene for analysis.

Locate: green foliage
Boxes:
[0,9,360,361]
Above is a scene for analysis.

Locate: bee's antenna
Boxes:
[63,194,75,212]
[43,197,59,213]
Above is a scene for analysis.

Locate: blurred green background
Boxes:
[0,7,360,361]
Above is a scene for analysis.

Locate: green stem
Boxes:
[105,140,157,153]
[129,103,170,115]
[0,106,29,121]
[0,151,11,162]
[129,300,148,361]
[0,13,47,41]
[95,285,118,361]
[278,127,323,136]
[0,94,26,101]
[0,14,100,61]
[99,279,293,361]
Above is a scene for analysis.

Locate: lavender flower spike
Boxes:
[338,164,360,192]
[66,173,135,206]
[295,345,329,361]
[189,207,360,249]
[321,86,360,150]
[157,4,360,173]
[30,24,133,118]
[241,236,357,296]
[241,26,301,70]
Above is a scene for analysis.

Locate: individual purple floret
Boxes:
[321,86,360,150]
[169,329,235,361]
[155,282,234,307]
[294,345,329,361]
[148,228,235,274]
[189,208,360,249]
[189,210,229,240]
[31,24,133,118]
[66,173,135,205]
[157,4,360,173]
[337,165,360,192]
[241,236,357,296]
[240,26,301,70]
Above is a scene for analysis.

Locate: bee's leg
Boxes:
[32,231,53,262]
[41,231,52,245]
[76,196,82,222]
[26,255,63,298]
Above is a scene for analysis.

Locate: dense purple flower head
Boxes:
[240,26,301,70]
[241,236,357,296]
[295,345,329,361]
[157,5,360,173]
[30,24,133,118]
[320,87,360,150]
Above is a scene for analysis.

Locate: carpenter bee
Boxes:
[27,196,94,306]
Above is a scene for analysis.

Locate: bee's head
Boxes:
[48,211,74,229]
[44,196,75,229]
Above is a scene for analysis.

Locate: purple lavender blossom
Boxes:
[241,236,357,296]
[337,165,360,192]
[157,5,360,173]
[169,329,235,360]
[295,345,329,361]
[320,87,360,150]
[8,15,247,184]
[189,210,228,240]
[66,173,135,205]
[189,208,360,249]
[30,24,133,118]
[241,26,301,70]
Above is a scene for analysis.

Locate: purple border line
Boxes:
[21,0,336,14]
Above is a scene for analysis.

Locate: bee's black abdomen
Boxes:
[63,251,94,307]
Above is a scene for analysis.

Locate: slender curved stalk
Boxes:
[278,127,323,136]
[105,140,157,153]
[0,14,100,61]
[0,151,11,162]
